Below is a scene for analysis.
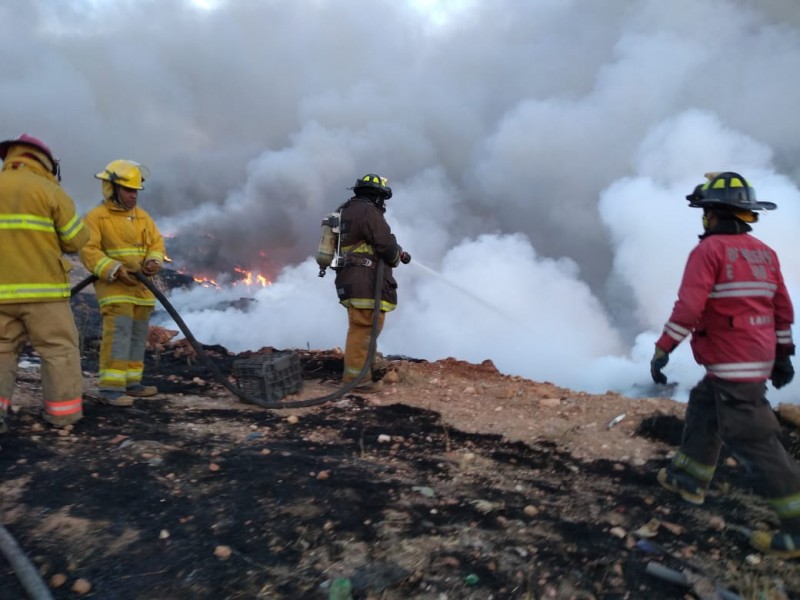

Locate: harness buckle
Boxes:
[344,255,374,268]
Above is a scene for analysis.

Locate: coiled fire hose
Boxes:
[70,266,385,409]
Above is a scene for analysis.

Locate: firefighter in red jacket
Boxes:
[80,160,165,407]
[0,134,89,431]
[651,171,800,557]
[334,174,410,393]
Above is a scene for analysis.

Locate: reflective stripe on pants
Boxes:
[98,303,153,392]
[0,301,83,416]
[343,306,385,382]
[675,376,800,528]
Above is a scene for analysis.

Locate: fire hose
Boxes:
[69,266,385,409]
[0,525,54,600]
[0,269,383,597]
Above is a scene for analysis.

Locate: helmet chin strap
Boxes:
[112,184,124,209]
[112,184,136,210]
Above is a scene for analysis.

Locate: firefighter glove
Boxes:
[400,251,411,265]
[650,347,669,385]
[116,266,138,286]
[142,260,161,276]
[771,356,795,389]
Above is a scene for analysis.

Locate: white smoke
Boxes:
[5,0,800,401]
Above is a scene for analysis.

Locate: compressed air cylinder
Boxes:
[316,212,340,275]
[316,224,336,270]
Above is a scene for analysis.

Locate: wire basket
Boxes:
[232,351,304,404]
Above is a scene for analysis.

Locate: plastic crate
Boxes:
[232,351,304,403]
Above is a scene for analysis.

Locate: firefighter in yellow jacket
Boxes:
[80,160,165,407]
[0,134,89,431]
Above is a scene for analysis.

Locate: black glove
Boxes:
[400,251,411,265]
[771,356,795,389]
[650,347,669,385]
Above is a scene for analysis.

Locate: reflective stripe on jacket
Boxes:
[80,200,165,307]
[334,197,402,312]
[657,231,794,382]
[0,157,89,303]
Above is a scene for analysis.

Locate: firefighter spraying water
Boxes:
[317,186,509,321]
[319,174,411,393]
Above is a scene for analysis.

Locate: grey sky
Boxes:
[4,0,800,398]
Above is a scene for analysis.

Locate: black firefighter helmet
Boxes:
[352,173,392,199]
[686,171,776,211]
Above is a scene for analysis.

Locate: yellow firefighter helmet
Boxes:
[95,159,150,190]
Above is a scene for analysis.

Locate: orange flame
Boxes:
[192,275,221,289]
[233,266,271,287]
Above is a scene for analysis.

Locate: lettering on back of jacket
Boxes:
[725,247,775,281]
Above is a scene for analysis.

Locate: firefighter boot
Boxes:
[372,352,388,379]
[98,391,135,407]
[126,384,159,397]
[353,379,384,394]
[750,530,800,559]
[657,467,706,506]
[42,412,83,428]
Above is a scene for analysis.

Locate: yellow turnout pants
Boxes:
[343,306,385,383]
[0,301,84,418]
[99,303,153,393]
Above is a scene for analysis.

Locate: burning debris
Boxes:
[163,232,274,289]
[70,265,262,349]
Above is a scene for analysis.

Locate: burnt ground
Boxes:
[1,341,800,599]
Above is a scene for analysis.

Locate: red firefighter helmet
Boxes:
[0,133,60,178]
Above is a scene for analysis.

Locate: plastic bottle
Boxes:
[328,577,353,600]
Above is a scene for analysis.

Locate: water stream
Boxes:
[410,260,513,321]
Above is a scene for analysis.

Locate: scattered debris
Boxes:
[3,345,800,598]
[607,413,626,429]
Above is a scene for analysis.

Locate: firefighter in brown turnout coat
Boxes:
[0,134,89,431]
[335,174,410,393]
[651,172,800,557]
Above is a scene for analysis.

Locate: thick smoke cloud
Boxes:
[4,0,800,401]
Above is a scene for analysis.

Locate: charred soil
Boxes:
[1,343,800,599]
